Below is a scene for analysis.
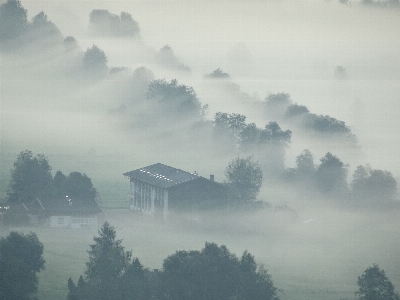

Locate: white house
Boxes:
[27,196,102,229]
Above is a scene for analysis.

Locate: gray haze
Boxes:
[1,0,400,299]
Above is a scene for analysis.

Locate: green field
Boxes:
[3,207,399,300]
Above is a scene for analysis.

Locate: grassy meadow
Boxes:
[3,207,400,300]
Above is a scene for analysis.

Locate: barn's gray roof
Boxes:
[123,163,201,188]
[27,197,102,214]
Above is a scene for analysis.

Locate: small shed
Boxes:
[123,163,228,219]
[27,197,102,229]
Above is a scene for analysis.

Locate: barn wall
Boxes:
[49,215,98,229]
[168,178,228,210]
[70,217,98,229]
[50,216,72,228]
[130,178,166,216]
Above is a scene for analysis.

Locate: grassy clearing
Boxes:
[2,207,399,300]
[0,228,94,300]
[37,229,94,300]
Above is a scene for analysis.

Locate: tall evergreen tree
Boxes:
[67,222,150,300]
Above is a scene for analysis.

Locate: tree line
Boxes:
[5,150,97,205]
[2,149,262,215]
[1,224,399,300]
[2,1,399,210]
[4,147,398,216]
[0,0,63,47]
[285,149,398,206]
[67,222,279,300]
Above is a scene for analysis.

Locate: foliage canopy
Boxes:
[225,156,263,200]
[7,150,54,204]
[357,264,400,300]
[351,165,398,202]
[147,79,202,118]
[89,9,140,38]
[7,150,97,206]
[315,152,348,194]
[205,68,230,79]
[68,222,150,300]
[158,242,279,300]
[83,45,108,72]
[0,231,45,300]
[0,0,28,41]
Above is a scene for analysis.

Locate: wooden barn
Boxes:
[123,163,228,219]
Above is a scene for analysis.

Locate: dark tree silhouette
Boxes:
[265,93,292,116]
[64,36,76,43]
[303,114,350,134]
[357,264,400,300]
[147,79,202,118]
[158,242,279,300]
[225,156,263,200]
[205,68,230,79]
[285,103,309,118]
[213,113,291,151]
[315,152,348,194]
[53,170,67,197]
[351,165,398,202]
[29,11,62,40]
[211,112,245,152]
[281,98,357,143]
[266,93,292,107]
[260,122,292,146]
[7,150,54,204]
[53,171,97,200]
[7,150,97,205]
[214,112,246,134]
[89,9,140,38]
[82,45,108,73]
[0,0,28,41]
[212,112,291,173]
[132,66,155,83]
[155,45,191,72]
[120,12,140,37]
[0,232,45,300]
[239,123,261,147]
[284,149,316,183]
[296,149,316,177]
[302,113,357,144]
[68,222,150,300]
[65,172,97,201]
[85,222,132,297]
[63,36,78,50]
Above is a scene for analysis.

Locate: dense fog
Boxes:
[1,0,400,299]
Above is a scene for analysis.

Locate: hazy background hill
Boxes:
[1,1,400,299]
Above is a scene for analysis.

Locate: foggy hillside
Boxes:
[1,0,400,299]
[1,0,400,204]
